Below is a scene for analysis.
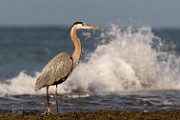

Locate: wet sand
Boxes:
[0,110,180,120]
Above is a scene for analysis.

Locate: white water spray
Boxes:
[0,24,180,96]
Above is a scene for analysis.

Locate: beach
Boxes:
[1,110,180,120]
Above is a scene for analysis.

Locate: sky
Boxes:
[0,0,180,28]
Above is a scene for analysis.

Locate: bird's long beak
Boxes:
[88,25,100,29]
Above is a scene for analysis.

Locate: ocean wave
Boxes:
[0,24,180,96]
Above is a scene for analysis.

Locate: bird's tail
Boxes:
[35,76,46,91]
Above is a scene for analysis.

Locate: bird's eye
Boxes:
[82,23,87,26]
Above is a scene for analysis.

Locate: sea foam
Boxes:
[0,24,180,96]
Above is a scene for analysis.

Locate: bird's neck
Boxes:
[70,27,82,67]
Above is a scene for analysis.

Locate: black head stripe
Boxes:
[73,21,84,25]
[70,21,86,29]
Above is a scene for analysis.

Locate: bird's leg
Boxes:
[47,86,50,108]
[55,84,59,113]
[43,86,53,115]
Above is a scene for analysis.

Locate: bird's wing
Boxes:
[35,52,73,90]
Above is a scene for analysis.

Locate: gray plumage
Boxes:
[35,52,73,90]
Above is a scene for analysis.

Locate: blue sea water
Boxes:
[0,24,180,114]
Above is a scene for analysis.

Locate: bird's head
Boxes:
[72,21,100,30]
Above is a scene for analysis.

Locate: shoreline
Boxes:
[0,110,180,120]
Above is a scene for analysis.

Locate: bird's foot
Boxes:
[43,107,54,115]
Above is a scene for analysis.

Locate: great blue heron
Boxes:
[35,22,100,114]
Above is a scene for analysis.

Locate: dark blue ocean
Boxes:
[0,24,180,114]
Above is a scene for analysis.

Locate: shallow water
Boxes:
[0,90,180,114]
[0,24,180,113]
